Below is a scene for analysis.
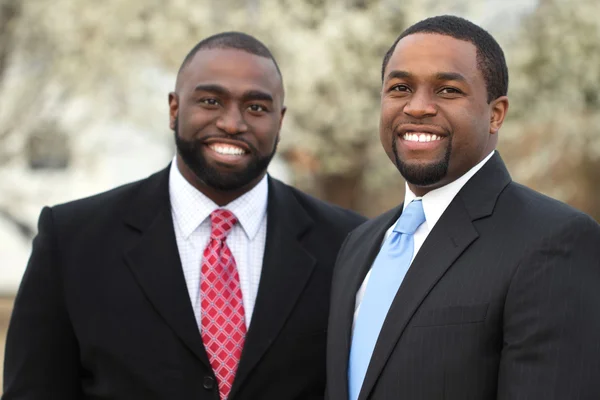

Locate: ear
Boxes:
[489,96,509,135]
[278,105,287,132]
[168,92,179,130]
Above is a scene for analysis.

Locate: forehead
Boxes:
[179,48,282,96]
[386,33,481,83]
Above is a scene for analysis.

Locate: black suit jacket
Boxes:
[327,153,600,400]
[3,166,365,400]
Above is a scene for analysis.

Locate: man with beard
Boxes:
[3,32,365,400]
[326,15,600,400]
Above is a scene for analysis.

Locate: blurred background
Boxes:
[1,0,599,388]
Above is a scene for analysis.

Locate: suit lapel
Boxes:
[328,206,402,400]
[358,196,478,400]
[358,153,512,400]
[229,178,316,398]
[123,166,211,368]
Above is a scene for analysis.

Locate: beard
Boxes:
[174,118,277,191]
[392,133,452,186]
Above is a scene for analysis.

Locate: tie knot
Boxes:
[393,200,425,235]
[210,209,237,240]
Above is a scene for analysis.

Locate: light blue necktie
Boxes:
[348,200,426,400]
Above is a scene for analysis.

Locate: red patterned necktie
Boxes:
[200,209,247,400]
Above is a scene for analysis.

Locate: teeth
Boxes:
[210,144,245,155]
[403,133,442,142]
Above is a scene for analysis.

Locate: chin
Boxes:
[396,159,449,187]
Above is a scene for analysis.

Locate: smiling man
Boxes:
[326,16,600,400]
[171,43,284,204]
[3,32,365,400]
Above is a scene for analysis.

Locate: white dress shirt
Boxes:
[354,151,495,321]
[169,159,268,331]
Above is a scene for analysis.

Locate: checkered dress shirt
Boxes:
[169,160,268,330]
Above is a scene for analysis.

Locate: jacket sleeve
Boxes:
[498,214,600,399]
[3,207,83,399]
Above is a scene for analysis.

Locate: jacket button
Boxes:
[203,376,215,390]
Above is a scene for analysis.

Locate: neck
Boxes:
[176,156,265,207]
[407,184,431,197]
[406,149,496,197]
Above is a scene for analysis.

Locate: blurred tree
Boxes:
[256,0,407,212]
[1,0,598,221]
[500,0,600,220]
[0,0,36,237]
[0,0,22,164]
[1,0,410,215]
[0,0,20,83]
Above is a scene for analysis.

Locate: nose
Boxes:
[215,105,248,135]
[403,91,437,119]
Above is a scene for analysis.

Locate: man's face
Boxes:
[170,48,285,191]
[380,33,507,194]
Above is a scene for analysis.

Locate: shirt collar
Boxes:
[169,158,269,240]
[403,150,495,230]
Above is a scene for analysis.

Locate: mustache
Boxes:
[394,121,451,135]
[173,117,258,153]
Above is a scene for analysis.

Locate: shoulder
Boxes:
[499,181,597,230]
[47,167,168,231]
[507,182,600,248]
[270,178,366,232]
[473,181,600,266]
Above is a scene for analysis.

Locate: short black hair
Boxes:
[178,31,282,80]
[381,15,508,103]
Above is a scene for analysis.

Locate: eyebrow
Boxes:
[386,70,412,81]
[386,70,467,83]
[194,84,229,96]
[193,85,273,102]
[243,90,273,103]
[435,72,467,83]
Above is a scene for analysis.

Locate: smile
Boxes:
[208,143,247,156]
[402,133,443,142]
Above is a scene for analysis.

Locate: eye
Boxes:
[200,98,219,106]
[248,104,267,113]
[438,87,463,95]
[390,84,411,93]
